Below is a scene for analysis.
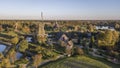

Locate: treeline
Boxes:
[0,20,120,33]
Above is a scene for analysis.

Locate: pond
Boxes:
[16,37,32,49]
[16,52,23,59]
[0,44,23,59]
[26,37,32,42]
[16,36,33,59]
[0,44,6,52]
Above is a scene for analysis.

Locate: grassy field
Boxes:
[40,56,111,68]
[87,55,120,68]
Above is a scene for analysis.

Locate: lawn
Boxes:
[40,56,111,68]
[87,55,120,68]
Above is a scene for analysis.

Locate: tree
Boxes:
[97,30,119,47]
[0,25,3,32]
[6,47,16,63]
[90,36,95,48]
[74,25,80,31]
[0,53,3,59]
[33,53,42,68]
[112,30,119,42]
[22,26,30,34]
[88,24,94,32]
[18,39,28,53]
[37,35,47,44]
[0,57,11,68]
[115,23,120,29]
[74,46,84,55]
[11,36,19,45]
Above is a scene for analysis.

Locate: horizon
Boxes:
[0,0,120,20]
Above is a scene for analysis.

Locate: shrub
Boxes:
[18,39,28,53]
[74,46,84,56]
[15,58,29,64]
[109,51,119,58]
[11,36,19,45]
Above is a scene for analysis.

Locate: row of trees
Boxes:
[1,20,120,33]
[97,30,119,47]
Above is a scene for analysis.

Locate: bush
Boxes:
[74,46,84,56]
[11,36,19,45]
[109,51,119,58]
[18,39,28,53]
[15,58,29,64]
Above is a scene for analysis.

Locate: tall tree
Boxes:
[33,53,42,68]
[7,47,16,63]
[97,30,119,47]
[18,39,28,53]
[1,57,11,67]
[11,36,19,45]
[0,25,3,32]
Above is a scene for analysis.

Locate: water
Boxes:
[0,36,31,59]
[16,36,32,59]
[0,44,23,59]
[0,44,6,52]
[96,26,115,30]
[26,37,32,42]
[16,52,23,59]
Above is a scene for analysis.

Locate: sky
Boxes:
[0,0,120,20]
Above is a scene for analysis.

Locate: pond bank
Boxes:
[0,41,12,46]
[0,44,6,52]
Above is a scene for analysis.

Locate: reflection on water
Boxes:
[16,36,32,59]
[0,37,32,59]
[26,37,32,42]
[16,52,23,59]
[0,44,6,52]
[0,44,23,59]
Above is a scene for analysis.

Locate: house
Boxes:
[59,34,69,47]
[59,33,73,56]
[59,34,69,42]
[53,21,59,29]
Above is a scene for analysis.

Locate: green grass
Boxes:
[87,55,120,68]
[40,56,111,68]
